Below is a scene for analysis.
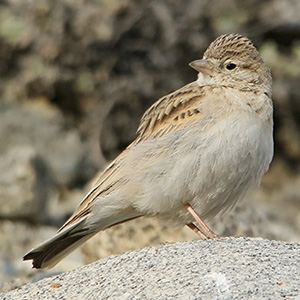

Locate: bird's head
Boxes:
[190,33,272,96]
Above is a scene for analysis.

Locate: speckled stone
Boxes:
[1,238,299,299]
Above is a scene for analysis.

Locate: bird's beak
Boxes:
[189,59,214,76]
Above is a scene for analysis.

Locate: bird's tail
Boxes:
[23,207,141,269]
[23,217,97,269]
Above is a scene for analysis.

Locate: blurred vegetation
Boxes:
[0,0,299,164]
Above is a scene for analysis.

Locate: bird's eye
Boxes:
[226,63,237,70]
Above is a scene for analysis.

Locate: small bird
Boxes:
[24,33,273,269]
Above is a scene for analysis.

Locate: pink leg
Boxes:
[184,203,218,239]
[186,223,207,239]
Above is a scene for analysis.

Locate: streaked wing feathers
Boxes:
[135,82,205,143]
[60,81,206,231]
[59,159,123,232]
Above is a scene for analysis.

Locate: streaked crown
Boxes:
[204,33,262,62]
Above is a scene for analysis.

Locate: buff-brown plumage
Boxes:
[24,33,273,269]
[204,34,260,61]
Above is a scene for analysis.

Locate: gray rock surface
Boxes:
[2,238,299,299]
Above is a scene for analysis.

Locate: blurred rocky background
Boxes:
[0,0,299,293]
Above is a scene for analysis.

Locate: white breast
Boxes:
[123,90,273,227]
[189,111,273,220]
[132,109,273,226]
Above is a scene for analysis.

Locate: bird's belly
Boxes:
[147,113,273,226]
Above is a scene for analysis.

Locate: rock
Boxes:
[1,238,299,299]
[0,146,45,221]
[0,101,95,222]
[0,102,94,187]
